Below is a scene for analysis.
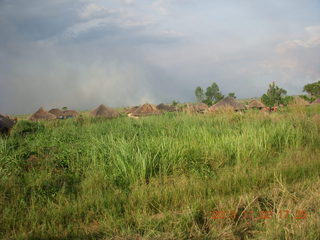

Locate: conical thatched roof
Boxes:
[125,106,139,114]
[194,102,209,113]
[60,110,79,118]
[29,107,56,121]
[3,114,17,122]
[49,108,63,117]
[291,97,310,106]
[208,97,246,112]
[131,103,160,116]
[0,114,15,134]
[311,98,320,105]
[156,103,176,112]
[90,104,120,118]
[248,99,265,109]
[183,104,196,113]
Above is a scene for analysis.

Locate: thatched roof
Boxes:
[248,99,265,109]
[48,108,63,117]
[183,104,196,113]
[131,103,160,116]
[0,114,15,134]
[156,103,176,112]
[208,97,246,112]
[194,102,209,113]
[3,114,17,122]
[291,97,310,106]
[29,107,56,121]
[61,110,79,118]
[311,98,320,105]
[90,104,120,118]
[125,106,139,114]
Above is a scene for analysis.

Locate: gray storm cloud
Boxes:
[0,0,319,114]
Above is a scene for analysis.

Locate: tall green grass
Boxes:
[0,106,320,239]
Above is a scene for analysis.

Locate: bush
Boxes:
[11,120,45,136]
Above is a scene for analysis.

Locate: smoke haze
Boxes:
[0,0,319,114]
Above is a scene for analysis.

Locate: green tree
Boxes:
[172,100,179,106]
[228,92,236,99]
[261,82,287,107]
[62,106,68,110]
[202,98,213,106]
[195,87,205,102]
[261,94,271,107]
[205,82,224,104]
[303,81,320,97]
[299,95,315,103]
[282,96,294,106]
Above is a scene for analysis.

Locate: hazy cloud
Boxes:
[0,0,319,114]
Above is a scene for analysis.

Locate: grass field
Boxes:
[1,106,320,240]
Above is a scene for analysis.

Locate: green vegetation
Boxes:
[195,82,224,106]
[195,84,236,105]
[261,82,287,107]
[228,92,236,99]
[303,81,320,98]
[1,106,320,239]
[204,83,224,105]
[195,87,206,103]
[172,100,180,107]
[299,94,315,103]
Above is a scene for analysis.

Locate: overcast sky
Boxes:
[0,0,319,114]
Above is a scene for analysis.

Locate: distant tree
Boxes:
[62,106,68,110]
[202,98,213,106]
[195,87,205,102]
[282,96,294,106]
[303,81,320,97]
[172,100,179,106]
[205,82,224,104]
[261,82,287,107]
[299,94,315,103]
[228,92,236,99]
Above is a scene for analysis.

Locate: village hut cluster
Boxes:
[207,97,246,112]
[1,97,320,135]
[29,107,79,121]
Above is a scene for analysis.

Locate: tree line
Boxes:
[195,80,320,107]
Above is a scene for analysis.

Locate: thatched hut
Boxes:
[3,114,17,123]
[290,97,310,106]
[125,106,139,114]
[194,102,209,113]
[90,104,120,118]
[182,104,196,114]
[60,110,79,119]
[156,103,176,112]
[0,114,15,134]
[48,108,64,118]
[311,98,320,105]
[29,107,56,121]
[248,99,265,109]
[131,103,160,117]
[207,97,246,112]
[173,105,183,112]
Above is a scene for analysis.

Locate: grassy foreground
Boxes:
[1,106,320,240]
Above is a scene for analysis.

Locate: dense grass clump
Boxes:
[0,106,320,239]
